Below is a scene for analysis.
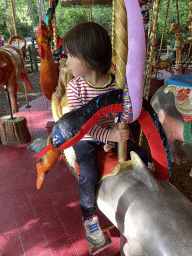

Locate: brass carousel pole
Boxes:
[114,0,128,90]
[10,0,19,46]
[158,0,171,59]
[175,0,182,70]
[144,0,161,101]
[114,0,128,162]
[88,0,92,22]
[146,0,155,59]
[111,0,115,57]
[52,14,57,51]
[185,1,192,73]
[10,0,31,108]
[114,4,130,250]
[143,0,155,97]
[188,2,192,42]
[139,0,161,146]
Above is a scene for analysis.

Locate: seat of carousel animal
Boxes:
[74,150,130,181]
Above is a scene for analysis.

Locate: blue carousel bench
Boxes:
[167,74,192,87]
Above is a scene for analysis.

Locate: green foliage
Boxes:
[156,0,191,49]
[31,0,41,26]
[0,0,37,41]
[56,5,88,38]
[56,5,112,38]
[92,5,112,34]
[0,0,190,50]
[0,7,10,41]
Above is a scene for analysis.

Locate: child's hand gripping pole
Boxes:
[107,123,129,162]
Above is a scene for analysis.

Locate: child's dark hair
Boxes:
[62,22,112,74]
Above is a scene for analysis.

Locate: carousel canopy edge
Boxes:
[61,0,112,7]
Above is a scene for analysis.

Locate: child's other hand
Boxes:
[103,144,113,152]
[108,127,130,142]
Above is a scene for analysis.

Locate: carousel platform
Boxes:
[0,96,120,256]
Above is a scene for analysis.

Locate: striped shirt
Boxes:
[67,74,116,146]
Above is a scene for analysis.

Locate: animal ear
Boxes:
[131,151,159,191]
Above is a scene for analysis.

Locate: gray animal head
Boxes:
[123,152,192,255]
[97,152,192,256]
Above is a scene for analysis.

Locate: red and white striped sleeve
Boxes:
[67,80,83,111]
[88,118,116,147]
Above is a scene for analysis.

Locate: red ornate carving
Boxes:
[36,21,59,100]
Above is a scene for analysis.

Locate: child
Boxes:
[63,22,148,247]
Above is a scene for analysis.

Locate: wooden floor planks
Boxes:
[0,96,120,255]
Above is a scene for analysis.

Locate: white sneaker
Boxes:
[83,216,105,246]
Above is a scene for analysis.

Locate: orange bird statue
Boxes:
[36,21,59,100]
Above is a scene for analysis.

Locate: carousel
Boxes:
[0,0,192,255]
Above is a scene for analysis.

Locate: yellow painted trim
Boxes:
[166,87,176,95]
[177,105,192,115]
[177,99,190,107]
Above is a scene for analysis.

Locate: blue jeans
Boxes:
[73,139,148,219]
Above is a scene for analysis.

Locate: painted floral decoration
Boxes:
[176,88,190,101]
[182,114,192,122]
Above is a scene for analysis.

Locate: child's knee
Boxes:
[78,165,99,185]
[138,147,148,158]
